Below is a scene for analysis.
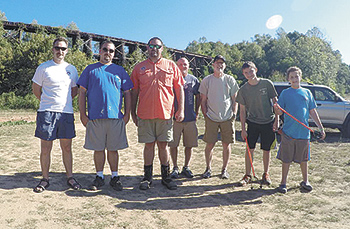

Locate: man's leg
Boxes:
[139,142,155,190]
[40,139,53,180]
[170,147,178,168]
[184,147,192,167]
[281,162,291,185]
[94,150,106,172]
[262,150,271,185]
[205,142,215,170]
[222,142,231,171]
[107,150,119,172]
[157,141,169,165]
[60,138,73,178]
[245,148,255,175]
[144,142,155,165]
[158,141,177,190]
[300,161,308,183]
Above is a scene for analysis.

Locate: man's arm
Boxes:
[32,83,42,100]
[240,104,248,140]
[231,92,238,117]
[310,108,326,140]
[123,90,131,124]
[195,94,201,120]
[174,85,185,122]
[130,88,139,126]
[78,86,89,127]
[272,96,279,131]
[71,86,78,99]
[200,93,208,118]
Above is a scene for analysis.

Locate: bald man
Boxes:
[169,57,201,179]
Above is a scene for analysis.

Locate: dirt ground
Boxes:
[0,111,350,228]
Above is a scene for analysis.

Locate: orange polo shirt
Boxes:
[131,58,184,120]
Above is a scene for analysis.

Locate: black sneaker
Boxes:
[202,168,211,179]
[300,181,313,191]
[181,166,194,178]
[110,176,123,191]
[278,184,287,194]
[90,176,105,190]
[170,166,179,179]
[161,178,177,190]
[139,178,152,190]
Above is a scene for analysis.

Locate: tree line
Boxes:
[1,15,350,109]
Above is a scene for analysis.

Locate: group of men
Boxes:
[32,36,325,194]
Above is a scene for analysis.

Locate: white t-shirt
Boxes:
[32,60,78,113]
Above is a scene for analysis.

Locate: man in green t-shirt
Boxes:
[236,61,278,186]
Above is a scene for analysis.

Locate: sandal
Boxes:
[67,177,82,190]
[33,178,50,193]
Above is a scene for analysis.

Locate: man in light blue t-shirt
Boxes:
[78,40,133,191]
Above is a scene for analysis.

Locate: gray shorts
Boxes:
[276,131,310,163]
[138,118,173,143]
[168,121,198,148]
[84,119,128,151]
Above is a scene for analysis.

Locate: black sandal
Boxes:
[33,178,50,193]
[67,177,81,190]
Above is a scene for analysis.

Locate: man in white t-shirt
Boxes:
[32,37,80,193]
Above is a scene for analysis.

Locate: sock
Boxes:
[96,171,104,179]
[111,171,118,178]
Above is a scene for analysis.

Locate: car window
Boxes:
[314,88,336,101]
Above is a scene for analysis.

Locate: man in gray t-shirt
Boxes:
[199,55,239,179]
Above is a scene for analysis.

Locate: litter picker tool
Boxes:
[244,137,262,189]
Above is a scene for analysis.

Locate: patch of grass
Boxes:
[0,120,35,127]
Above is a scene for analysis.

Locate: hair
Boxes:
[53,37,68,47]
[177,56,189,63]
[286,66,302,81]
[100,40,115,49]
[241,61,257,70]
[147,37,163,45]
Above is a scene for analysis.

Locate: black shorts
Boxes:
[247,120,275,151]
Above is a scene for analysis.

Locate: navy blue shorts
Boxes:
[35,111,76,141]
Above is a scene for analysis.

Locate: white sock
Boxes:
[96,171,104,179]
[111,171,118,178]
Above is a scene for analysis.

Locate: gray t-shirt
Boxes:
[199,74,239,122]
[236,78,277,124]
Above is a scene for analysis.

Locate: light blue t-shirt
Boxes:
[174,74,200,122]
[77,62,133,120]
[278,87,317,139]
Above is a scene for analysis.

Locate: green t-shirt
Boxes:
[236,78,277,124]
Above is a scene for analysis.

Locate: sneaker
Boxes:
[278,184,287,194]
[170,166,179,179]
[300,181,313,191]
[221,169,229,179]
[238,174,252,186]
[109,176,123,191]
[181,166,194,178]
[262,172,272,185]
[139,178,152,190]
[202,168,211,179]
[90,176,105,190]
[161,178,177,190]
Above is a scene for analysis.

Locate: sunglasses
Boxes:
[102,47,115,53]
[54,46,67,51]
[148,44,162,49]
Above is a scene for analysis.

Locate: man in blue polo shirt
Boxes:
[78,40,133,191]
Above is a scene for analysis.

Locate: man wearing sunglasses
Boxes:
[131,37,184,190]
[78,40,133,191]
[32,37,80,193]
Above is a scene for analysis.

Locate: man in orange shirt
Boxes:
[131,37,184,190]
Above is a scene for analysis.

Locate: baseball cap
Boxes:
[213,55,226,63]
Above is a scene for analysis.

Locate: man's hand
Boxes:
[241,129,248,141]
[80,114,89,127]
[175,110,184,122]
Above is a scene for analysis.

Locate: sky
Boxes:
[1,0,350,64]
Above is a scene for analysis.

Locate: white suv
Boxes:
[274,82,350,138]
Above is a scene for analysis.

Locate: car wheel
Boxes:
[341,119,350,138]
